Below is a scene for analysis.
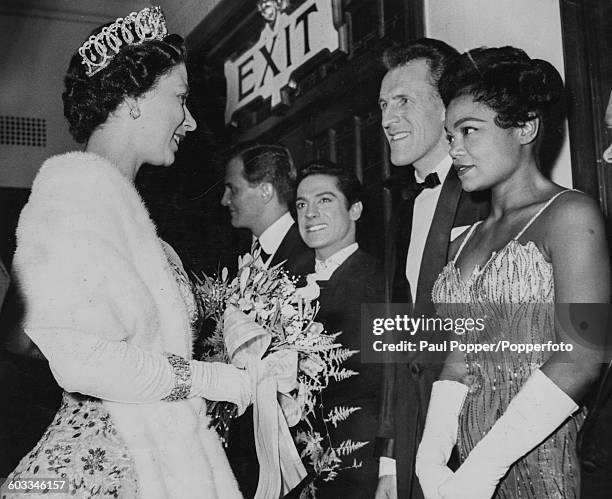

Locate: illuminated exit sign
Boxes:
[224,0,346,124]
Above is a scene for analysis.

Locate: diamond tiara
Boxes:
[78,6,168,77]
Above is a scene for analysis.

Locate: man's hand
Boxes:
[374,475,397,499]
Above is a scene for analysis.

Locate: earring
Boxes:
[129,106,141,120]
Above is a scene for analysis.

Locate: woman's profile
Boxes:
[416,46,610,498]
[4,7,249,498]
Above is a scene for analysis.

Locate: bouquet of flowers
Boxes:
[193,249,368,496]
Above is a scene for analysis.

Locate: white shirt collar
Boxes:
[256,211,294,256]
[314,242,359,278]
[414,155,453,184]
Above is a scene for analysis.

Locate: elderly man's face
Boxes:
[379,59,446,171]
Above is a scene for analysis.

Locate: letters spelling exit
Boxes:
[224,0,346,124]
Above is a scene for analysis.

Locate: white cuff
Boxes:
[378,456,397,477]
[191,361,251,415]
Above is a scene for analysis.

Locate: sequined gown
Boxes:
[2,243,199,498]
[431,191,584,498]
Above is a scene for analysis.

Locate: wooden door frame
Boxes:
[560,0,612,221]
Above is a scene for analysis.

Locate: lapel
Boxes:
[385,168,419,303]
[318,250,376,321]
[269,223,315,278]
[269,222,298,267]
[318,250,361,302]
[415,168,463,305]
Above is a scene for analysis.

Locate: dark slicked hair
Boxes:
[297,159,362,208]
[439,46,563,128]
[439,46,565,168]
[382,38,460,91]
[230,143,296,207]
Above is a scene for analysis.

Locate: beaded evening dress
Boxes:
[432,191,584,499]
[2,242,198,498]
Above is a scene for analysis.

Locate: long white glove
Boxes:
[416,380,468,499]
[27,327,250,413]
[438,369,578,499]
[191,360,251,415]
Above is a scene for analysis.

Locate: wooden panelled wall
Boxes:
[163,0,426,269]
[135,0,612,273]
[560,0,612,240]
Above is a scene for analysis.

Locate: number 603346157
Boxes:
[1,478,68,494]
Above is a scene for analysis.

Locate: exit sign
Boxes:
[224,0,346,124]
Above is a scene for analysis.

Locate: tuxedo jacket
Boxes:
[314,248,385,498]
[269,222,314,278]
[317,248,385,402]
[377,167,489,498]
[385,167,489,306]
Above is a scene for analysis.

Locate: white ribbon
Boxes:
[224,305,307,498]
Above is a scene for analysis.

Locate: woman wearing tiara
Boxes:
[3,7,249,498]
[415,47,610,498]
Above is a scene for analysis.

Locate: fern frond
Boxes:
[328,368,359,382]
[334,439,369,457]
[324,406,362,428]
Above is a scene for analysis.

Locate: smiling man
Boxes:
[297,164,362,261]
[375,39,490,499]
[296,160,385,498]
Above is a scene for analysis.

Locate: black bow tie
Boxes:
[404,172,441,199]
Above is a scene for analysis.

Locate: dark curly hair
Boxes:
[230,143,297,207]
[63,31,187,143]
[382,38,459,91]
[297,159,362,209]
[439,46,564,131]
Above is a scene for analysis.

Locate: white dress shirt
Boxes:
[405,156,452,300]
[313,243,359,280]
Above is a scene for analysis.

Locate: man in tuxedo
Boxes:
[221,143,313,277]
[374,39,489,499]
[221,143,314,498]
[295,160,385,498]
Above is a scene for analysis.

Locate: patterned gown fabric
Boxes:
[3,245,198,498]
[431,191,584,499]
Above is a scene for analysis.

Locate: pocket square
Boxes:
[450,225,470,242]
